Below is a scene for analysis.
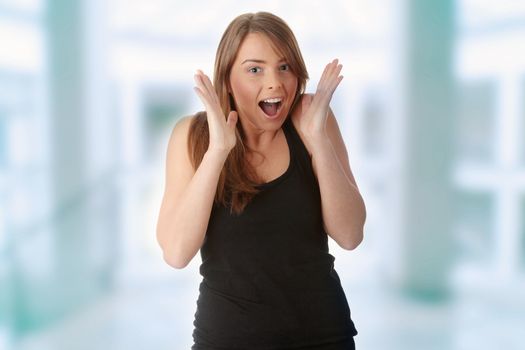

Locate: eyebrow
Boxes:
[241,58,287,65]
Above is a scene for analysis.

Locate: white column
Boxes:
[395,0,456,298]
[18,0,117,339]
[494,76,521,279]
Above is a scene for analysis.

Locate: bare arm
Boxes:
[296,60,366,250]
[156,70,237,269]
[310,115,366,250]
[156,117,230,268]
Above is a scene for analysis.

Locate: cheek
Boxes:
[285,78,298,98]
[231,78,257,106]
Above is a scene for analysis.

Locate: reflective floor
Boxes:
[13,258,525,350]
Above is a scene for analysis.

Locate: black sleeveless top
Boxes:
[192,116,358,349]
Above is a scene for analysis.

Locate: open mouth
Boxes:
[258,97,282,118]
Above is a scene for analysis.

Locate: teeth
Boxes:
[262,97,282,103]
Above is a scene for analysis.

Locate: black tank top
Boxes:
[192,116,358,349]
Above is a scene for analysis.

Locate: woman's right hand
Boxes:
[193,70,238,154]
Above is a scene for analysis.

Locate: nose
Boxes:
[265,69,283,90]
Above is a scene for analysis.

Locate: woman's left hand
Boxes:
[297,59,343,141]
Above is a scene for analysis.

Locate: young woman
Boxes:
[156,11,366,350]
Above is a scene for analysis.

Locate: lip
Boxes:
[258,95,284,103]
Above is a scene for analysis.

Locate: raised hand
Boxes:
[297,59,343,140]
[193,70,238,153]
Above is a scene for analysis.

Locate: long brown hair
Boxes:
[187,12,309,215]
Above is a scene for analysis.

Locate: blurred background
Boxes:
[1,0,525,349]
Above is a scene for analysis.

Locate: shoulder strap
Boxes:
[283,117,311,165]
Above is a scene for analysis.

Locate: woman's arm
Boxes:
[310,108,366,250]
[156,116,229,269]
[295,59,366,250]
[157,70,237,269]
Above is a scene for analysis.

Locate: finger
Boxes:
[318,62,332,87]
[333,62,343,77]
[325,61,342,83]
[195,71,213,97]
[328,65,343,90]
[226,110,238,128]
[316,60,335,89]
[324,59,338,75]
[323,62,343,92]
[318,60,339,91]
[323,74,343,100]
[331,75,344,92]
[196,74,222,110]
[197,70,218,103]
[328,60,341,74]
[194,75,211,102]
[315,76,342,106]
[194,70,212,98]
[193,86,212,109]
[194,73,209,97]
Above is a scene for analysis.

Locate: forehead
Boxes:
[235,32,285,62]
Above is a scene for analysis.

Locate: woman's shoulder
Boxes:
[169,113,203,152]
[173,111,207,136]
[184,111,206,126]
[170,115,194,140]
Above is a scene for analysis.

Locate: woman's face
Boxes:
[229,32,298,132]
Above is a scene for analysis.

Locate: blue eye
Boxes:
[249,67,262,73]
[280,64,290,71]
